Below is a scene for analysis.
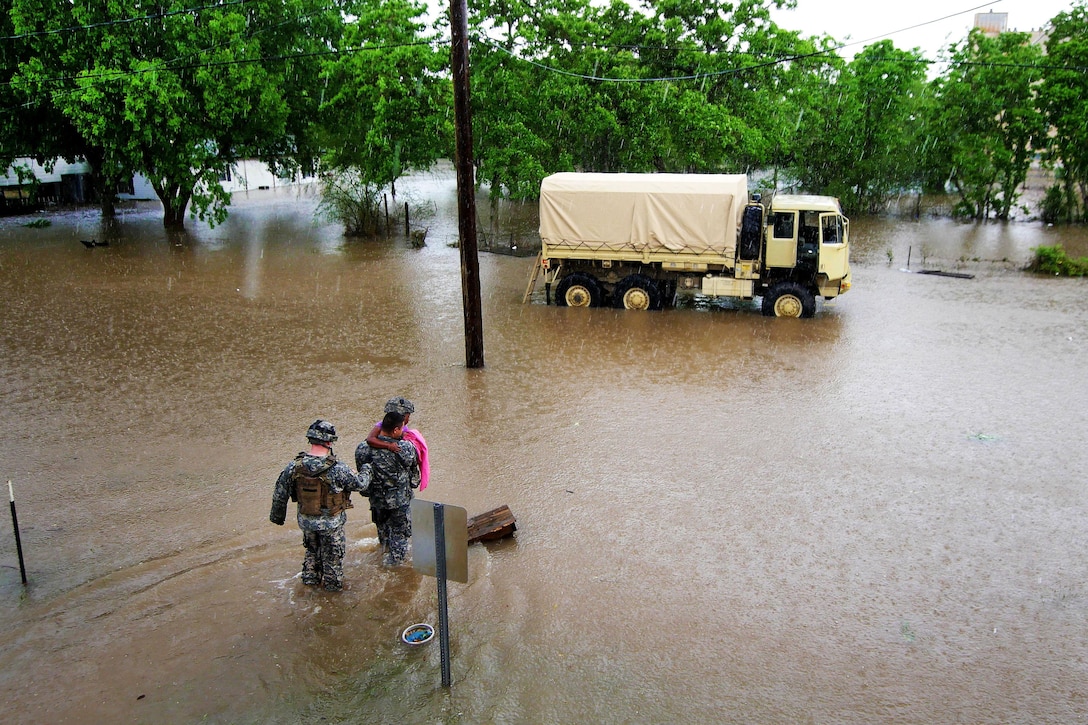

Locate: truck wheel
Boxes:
[555,273,603,308]
[761,282,816,318]
[613,275,662,310]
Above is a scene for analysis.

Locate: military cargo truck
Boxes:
[531,172,851,317]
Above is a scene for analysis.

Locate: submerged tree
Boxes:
[468,0,816,199]
[803,41,927,212]
[929,29,1046,220]
[317,0,451,235]
[1040,2,1088,222]
[9,0,338,228]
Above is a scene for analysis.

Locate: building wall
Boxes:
[1,158,316,203]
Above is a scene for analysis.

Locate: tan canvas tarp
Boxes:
[539,172,748,258]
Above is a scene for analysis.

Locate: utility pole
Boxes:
[450,0,485,368]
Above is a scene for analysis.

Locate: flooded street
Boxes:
[1,169,1087,723]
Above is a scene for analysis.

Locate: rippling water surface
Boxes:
[0,170,1086,723]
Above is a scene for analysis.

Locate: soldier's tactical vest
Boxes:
[293,453,353,517]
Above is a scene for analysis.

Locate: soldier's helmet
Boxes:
[384,397,415,415]
[306,419,338,444]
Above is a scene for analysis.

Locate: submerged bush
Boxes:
[1040,185,1070,224]
[317,171,435,240]
[1027,245,1088,276]
[318,172,383,237]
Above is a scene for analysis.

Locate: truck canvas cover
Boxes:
[539,172,748,257]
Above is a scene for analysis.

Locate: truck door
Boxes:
[818,213,849,280]
[765,211,797,268]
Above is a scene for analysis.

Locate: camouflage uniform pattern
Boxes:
[355,435,418,566]
[270,451,371,590]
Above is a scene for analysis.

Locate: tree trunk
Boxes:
[162,204,186,229]
[154,182,191,229]
[82,148,118,219]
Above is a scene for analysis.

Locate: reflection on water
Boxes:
[1,172,1087,723]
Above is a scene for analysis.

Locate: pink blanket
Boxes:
[402,428,430,491]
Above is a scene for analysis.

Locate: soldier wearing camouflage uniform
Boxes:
[270,420,371,591]
[355,411,419,567]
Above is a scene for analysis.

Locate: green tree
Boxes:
[1,0,116,213]
[468,0,814,199]
[931,29,1046,220]
[1040,1,1088,222]
[795,40,927,212]
[317,0,451,234]
[10,0,338,228]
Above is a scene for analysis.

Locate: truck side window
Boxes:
[772,212,794,239]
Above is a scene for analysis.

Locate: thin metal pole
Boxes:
[8,481,27,586]
[450,0,485,369]
[433,503,452,687]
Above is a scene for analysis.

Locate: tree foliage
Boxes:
[929,30,1046,220]
[4,0,1088,227]
[9,0,339,227]
[318,0,451,192]
[1040,2,1088,222]
[468,0,818,200]
[788,41,927,212]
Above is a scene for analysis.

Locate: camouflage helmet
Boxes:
[305,419,338,444]
[384,397,415,415]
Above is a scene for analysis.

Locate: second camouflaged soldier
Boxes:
[355,411,419,567]
[270,420,371,591]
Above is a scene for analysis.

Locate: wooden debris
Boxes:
[917,269,975,279]
[467,505,517,544]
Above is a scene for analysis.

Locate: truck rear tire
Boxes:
[613,275,662,310]
[555,273,603,308]
[761,281,816,318]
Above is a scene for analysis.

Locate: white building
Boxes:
[0,157,316,211]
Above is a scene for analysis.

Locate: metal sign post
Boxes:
[8,481,27,586]
[434,504,451,687]
[411,499,468,688]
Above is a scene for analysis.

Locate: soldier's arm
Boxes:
[269,464,293,525]
[367,424,399,452]
[355,463,372,496]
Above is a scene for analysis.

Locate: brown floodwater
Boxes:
[1,168,1087,724]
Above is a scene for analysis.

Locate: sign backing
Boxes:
[411,499,469,583]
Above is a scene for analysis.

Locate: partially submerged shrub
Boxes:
[1040,185,1069,225]
[317,171,383,237]
[1027,245,1088,276]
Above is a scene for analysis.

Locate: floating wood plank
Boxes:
[467,505,517,544]
[917,270,975,279]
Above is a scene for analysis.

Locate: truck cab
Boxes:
[757,194,852,316]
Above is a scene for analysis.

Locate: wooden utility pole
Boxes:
[450,0,485,368]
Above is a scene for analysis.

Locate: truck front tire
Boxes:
[761,281,816,318]
[555,273,603,308]
[613,275,662,310]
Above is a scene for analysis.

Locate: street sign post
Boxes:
[411,499,468,687]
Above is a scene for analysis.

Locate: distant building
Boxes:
[0,158,315,215]
[974,12,1009,36]
[973,11,1049,49]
